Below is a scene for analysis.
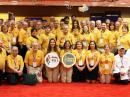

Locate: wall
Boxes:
[0,6,130,22]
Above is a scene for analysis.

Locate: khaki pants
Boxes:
[100,74,111,84]
[60,65,73,83]
[46,66,59,83]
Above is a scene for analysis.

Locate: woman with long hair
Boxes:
[72,41,87,82]
[86,41,100,83]
[45,38,59,82]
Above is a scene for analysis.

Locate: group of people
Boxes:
[0,15,130,85]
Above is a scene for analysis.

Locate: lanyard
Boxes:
[33,53,36,62]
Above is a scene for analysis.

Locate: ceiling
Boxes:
[0,0,130,7]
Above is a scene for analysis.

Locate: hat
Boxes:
[118,45,125,50]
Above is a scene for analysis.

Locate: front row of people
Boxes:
[0,39,130,85]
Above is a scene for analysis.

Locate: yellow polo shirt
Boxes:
[99,52,114,74]
[97,29,112,48]
[73,49,87,65]
[118,33,130,50]
[6,55,24,73]
[0,49,7,70]
[86,50,100,65]
[24,49,44,67]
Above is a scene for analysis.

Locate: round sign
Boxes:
[62,52,76,68]
[45,52,60,68]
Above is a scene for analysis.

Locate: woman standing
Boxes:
[72,41,87,82]
[45,38,59,83]
[86,41,100,83]
[99,45,115,84]
[60,40,74,83]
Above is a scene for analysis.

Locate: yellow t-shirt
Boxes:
[118,33,130,50]
[18,28,30,45]
[73,49,87,66]
[26,36,39,48]
[24,49,44,67]
[97,29,112,48]
[99,52,115,74]
[57,32,73,47]
[39,33,56,51]
[6,55,24,73]
[86,50,100,66]
[0,49,7,70]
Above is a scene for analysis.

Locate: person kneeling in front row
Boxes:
[113,46,129,85]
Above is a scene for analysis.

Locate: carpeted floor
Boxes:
[0,82,130,97]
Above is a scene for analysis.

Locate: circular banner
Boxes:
[45,52,60,68]
[62,52,76,68]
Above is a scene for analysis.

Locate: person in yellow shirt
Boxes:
[117,25,130,50]
[109,22,119,54]
[60,40,74,83]
[26,28,39,50]
[8,20,19,46]
[86,41,100,83]
[99,45,115,84]
[97,23,112,53]
[6,46,24,85]
[81,25,90,49]
[0,40,7,85]
[35,21,45,38]
[72,41,87,82]
[18,22,30,58]
[24,42,44,83]
[45,38,59,83]
[89,21,100,43]
[39,25,55,54]
[57,25,73,49]
[72,29,82,48]
[71,20,80,33]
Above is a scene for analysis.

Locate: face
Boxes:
[104,45,110,53]
[118,49,125,57]
[32,43,39,51]
[32,29,37,36]
[12,47,18,57]
[115,22,120,29]
[110,25,115,30]
[2,25,8,33]
[63,25,69,34]
[122,26,128,34]
[45,27,51,34]
[36,22,42,29]
[90,42,95,50]
[65,41,71,49]
[90,21,95,29]
[101,23,107,30]
[76,42,83,50]
[50,39,56,48]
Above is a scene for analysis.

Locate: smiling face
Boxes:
[50,39,56,48]
[89,41,95,50]
[76,41,83,50]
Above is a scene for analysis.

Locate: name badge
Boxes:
[79,60,83,66]
[12,37,16,43]
[104,64,109,70]
[99,38,103,44]
[33,62,37,67]
[90,60,94,66]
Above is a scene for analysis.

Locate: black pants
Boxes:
[0,70,3,85]
[113,73,128,85]
[7,73,22,85]
[72,66,87,82]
